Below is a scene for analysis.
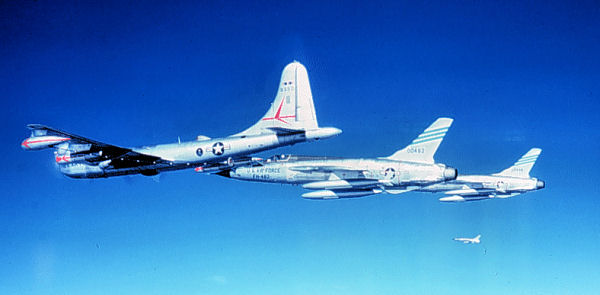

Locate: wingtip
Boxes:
[437,117,454,124]
[27,124,45,129]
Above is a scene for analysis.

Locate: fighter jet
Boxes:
[213,118,458,199]
[453,235,481,244]
[420,148,545,202]
[21,62,342,178]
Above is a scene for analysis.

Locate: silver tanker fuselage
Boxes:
[57,129,339,178]
[23,61,343,179]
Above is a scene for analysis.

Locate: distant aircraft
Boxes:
[213,118,457,199]
[420,148,545,202]
[21,62,342,178]
[453,235,481,244]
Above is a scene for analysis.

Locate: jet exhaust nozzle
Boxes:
[536,180,545,189]
[443,167,458,181]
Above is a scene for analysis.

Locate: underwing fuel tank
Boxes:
[21,136,70,150]
[439,195,491,202]
[302,179,381,190]
[302,189,382,200]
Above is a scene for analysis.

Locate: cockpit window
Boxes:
[267,154,291,162]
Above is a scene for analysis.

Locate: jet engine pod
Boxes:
[21,136,70,150]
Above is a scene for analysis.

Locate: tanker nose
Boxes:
[443,167,458,181]
[536,180,545,189]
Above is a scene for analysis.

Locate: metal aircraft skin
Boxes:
[21,62,342,178]
[214,118,458,199]
[453,235,481,244]
[420,148,545,202]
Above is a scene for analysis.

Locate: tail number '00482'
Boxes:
[407,147,425,154]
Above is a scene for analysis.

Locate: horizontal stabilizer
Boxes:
[265,127,305,135]
[385,117,453,164]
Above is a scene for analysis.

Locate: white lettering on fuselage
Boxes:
[250,167,281,174]
[243,167,281,181]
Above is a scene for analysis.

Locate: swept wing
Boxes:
[27,124,169,169]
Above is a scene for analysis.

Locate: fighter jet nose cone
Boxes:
[443,167,458,180]
[537,180,545,189]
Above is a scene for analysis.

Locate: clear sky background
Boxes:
[2,1,599,294]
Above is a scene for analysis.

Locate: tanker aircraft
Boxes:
[212,118,457,199]
[21,62,341,178]
[420,148,545,202]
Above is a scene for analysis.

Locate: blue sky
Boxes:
[2,1,600,294]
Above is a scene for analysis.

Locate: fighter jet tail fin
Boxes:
[234,61,319,136]
[495,148,541,178]
[385,117,453,164]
